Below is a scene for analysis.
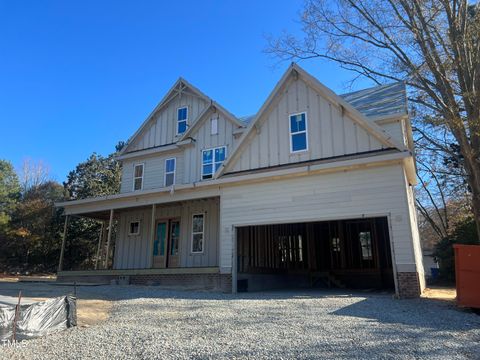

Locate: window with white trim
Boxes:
[191,214,204,253]
[201,146,226,180]
[177,107,188,134]
[289,112,308,153]
[211,117,218,135]
[128,221,140,236]
[164,158,176,187]
[133,164,144,191]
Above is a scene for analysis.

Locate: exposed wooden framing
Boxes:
[94,221,105,270]
[104,209,114,269]
[236,217,395,289]
[57,215,69,273]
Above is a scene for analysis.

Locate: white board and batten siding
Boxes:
[114,198,219,269]
[120,153,184,193]
[230,77,387,173]
[127,93,209,152]
[219,163,421,274]
[379,120,408,148]
[183,111,239,183]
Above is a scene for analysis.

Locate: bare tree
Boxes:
[19,158,51,193]
[267,0,480,238]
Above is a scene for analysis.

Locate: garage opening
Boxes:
[236,217,394,292]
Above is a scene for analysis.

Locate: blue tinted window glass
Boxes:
[292,133,307,152]
[178,120,187,134]
[290,113,305,133]
[203,164,213,178]
[290,115,299,133]
[203,150,213,163]
[178,107,187,121]
[298,113,306,131]
[166,159,175,173]
[215,147,225,161]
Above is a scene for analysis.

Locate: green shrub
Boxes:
[433,218,479,281]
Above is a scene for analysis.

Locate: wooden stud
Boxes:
[94,221,105,270]
[104,209,114,269]
[57,215,69,273]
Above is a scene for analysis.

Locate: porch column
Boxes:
[104,209,114,269]
[149,204,156,268]
[94,221,105,270]
[57,215,69,273]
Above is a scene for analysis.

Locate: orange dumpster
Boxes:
[453,244,480,308]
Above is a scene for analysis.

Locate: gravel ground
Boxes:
[1,286,479,359]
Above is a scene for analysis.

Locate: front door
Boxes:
[152,219,180,268]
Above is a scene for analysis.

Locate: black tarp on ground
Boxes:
[0,295,76,341]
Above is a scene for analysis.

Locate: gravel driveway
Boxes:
[1,286,479,359]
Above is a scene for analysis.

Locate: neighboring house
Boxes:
[56,63,425,298]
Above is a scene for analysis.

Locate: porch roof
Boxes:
[56,149,414,216]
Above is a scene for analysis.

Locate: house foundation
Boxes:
[396,272,422,298]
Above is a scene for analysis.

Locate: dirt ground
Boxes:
[76,299,112,327]
[0,278,112,327]
[422,286,457,302]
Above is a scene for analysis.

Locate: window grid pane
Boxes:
[165,173,174,186]
[134,165,143,177]
[166,159,175,173]
[202,146,226,179]
[192,214,204,253]
[292,133,307,152]
[177,120,187,134]
[290,113,307,152]
[134,178,142,190]
[178,107,187,121]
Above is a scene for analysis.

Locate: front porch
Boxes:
[56,195,229,291]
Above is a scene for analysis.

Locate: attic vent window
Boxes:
[211,117,218,135]
[289,112,308,153]
[177,107,188,134]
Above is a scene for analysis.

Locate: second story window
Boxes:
[164,158,176,187]
[289,112,308,153]
[177,107,188,135]
[133,163,144,191]
[202,146,226,180]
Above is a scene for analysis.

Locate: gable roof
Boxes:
[238,82,407,126]
[340,81,407,119]
[217,63,409,178]
[119,77,223,155]
[178,100,245,141]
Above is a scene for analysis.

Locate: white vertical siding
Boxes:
[183,112,238,183]
[120,112,240,193]
[229,77,386,173]
[120,153,184,193]
[219,164,419,274]
[379,120,407,147]
[127,93,208,152]
[113,198,219,269]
